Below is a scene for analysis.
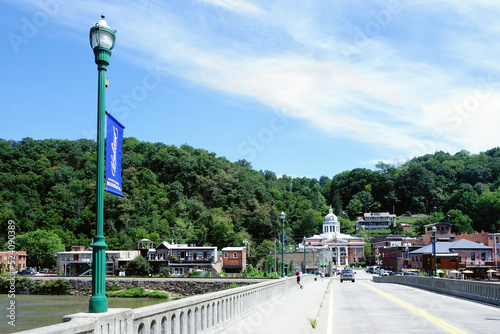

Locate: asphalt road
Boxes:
[222,270,500,334]
[319,270,500,334]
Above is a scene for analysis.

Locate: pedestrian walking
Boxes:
[296,269,303,289]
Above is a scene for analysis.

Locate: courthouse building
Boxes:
[298,207,365,267]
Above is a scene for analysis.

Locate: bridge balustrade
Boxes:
[374,275,500,306]
[14,275,313,334]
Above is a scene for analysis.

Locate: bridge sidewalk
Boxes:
[220,276,332,334]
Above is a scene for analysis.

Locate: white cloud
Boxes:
[9,0,500,160]
[199,0,262,14]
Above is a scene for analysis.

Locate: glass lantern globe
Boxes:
[90,15,116,50]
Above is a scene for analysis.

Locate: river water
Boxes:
[1,294,169,333]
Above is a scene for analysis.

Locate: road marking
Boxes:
[361,283,466,334]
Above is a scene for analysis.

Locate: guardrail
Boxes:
[13,275,313,334]
[373,275,500,306]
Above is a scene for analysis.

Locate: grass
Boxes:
[307,278,332,329]
[307,318,317,328]
[105,287,169,298]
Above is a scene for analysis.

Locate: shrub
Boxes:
[159,267,171,278]
[126,256,152,276]
[31,279,69,295]
[105,287,169,298]
[188,270,201,277]
[227,282,242,289]
[106,283,122,292]
[106,287,146,298]
[146,290,169,298]
[0,277,34,293]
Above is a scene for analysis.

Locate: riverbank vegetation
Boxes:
[105,286,169,298]
[1,138,500,269]
[0,276,69,294]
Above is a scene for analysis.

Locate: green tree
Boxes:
[353,191,374,212]
[126,256,152,276]
[14,229,65,268]
[447,209,474,234]
[346,199,363,218]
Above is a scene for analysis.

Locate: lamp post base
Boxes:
[89,294,108,313]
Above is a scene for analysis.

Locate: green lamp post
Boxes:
[280,211,286,277]
[89,15,116,313]
[432,226,437,277]
[396,244,399,275]
[303,236,306,273]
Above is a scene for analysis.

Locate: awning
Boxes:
[223,265,242,269]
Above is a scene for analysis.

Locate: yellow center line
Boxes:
[361,283,467,334]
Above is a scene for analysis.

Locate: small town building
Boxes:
[422,222,453,244]
[409,239,493,277]
[0,250,27,274]
[371,235,423,272]
[356,212,396,230]
[221,247,246,274]
[454,231,500,268]
[298,207,365,270]
[55,246,139,276]
[140,240,220,275]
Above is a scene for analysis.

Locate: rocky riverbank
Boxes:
[28,277,263,296]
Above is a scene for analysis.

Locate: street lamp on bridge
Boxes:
[303,236,306,273]
[89,15,116,313]
[432,226,437,277]
[280,211,286,277]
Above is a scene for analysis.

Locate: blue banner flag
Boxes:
[106,113,125,197]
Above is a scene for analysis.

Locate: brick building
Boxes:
[0,250,27,274]
[221,247,246,273]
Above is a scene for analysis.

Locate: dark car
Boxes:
[17,269,34,275]
[403,272,419,276]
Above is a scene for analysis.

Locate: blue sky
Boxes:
[2,0,500,179]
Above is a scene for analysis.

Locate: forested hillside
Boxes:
[2,138,500,267]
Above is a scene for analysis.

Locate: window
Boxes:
[471,253,475,261]
[436,258,441,264]
[233,252,237,258]
[481,253,486,261]
[224,252,228,258]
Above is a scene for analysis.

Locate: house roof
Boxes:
[410,239,492,255]
[222,247,245,251]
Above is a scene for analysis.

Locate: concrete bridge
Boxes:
[13,272,500,334]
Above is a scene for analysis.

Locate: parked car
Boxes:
[404,271,419,276]
[17,269,35,275]
[340,269,355,283]
[382,270,393,276]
